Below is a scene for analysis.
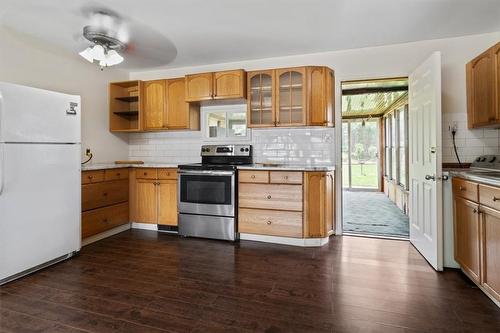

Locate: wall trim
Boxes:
[239,233,329,247]
[81,223,131,246]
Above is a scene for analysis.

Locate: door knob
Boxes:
[425,175,435,181]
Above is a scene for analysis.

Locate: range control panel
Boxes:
[200,144,252,157]
[470,155,500,170]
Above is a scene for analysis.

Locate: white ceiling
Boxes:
[1,0,499,70]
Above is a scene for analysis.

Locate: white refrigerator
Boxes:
[0,82,81,284]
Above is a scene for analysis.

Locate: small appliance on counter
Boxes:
[177,144,252,241]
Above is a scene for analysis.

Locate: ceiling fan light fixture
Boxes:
[90,44,106,61]
[105,50,124,66]
[79,47,94,63]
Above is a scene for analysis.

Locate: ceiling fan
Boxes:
[77,7,177,70]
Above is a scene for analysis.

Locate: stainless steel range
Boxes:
[177,144,252,241]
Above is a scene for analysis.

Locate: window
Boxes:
[398,106,409,189]
[383,104,409,190]
[384,116,392,178]
[203,106,249,141]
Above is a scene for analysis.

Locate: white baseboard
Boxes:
[82,223,131,246]
[239,233,329,247]
[131,222,158,231]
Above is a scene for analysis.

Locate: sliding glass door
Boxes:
[342,119,380,190]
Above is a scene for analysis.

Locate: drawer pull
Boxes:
[283,176,288,180]
[459,186,465,191]
[267,195,272,199]
[144,172,148,176]
[103,218,109,223]
[493,197,499,202]
[251,175,256,179]
[88,175,93,179]
[116,173,121,176]
[103,192,108,197]
[267,220,272,225]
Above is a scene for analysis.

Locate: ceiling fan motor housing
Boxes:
[83,25,125,51]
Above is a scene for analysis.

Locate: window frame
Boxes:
[201,105,251,142]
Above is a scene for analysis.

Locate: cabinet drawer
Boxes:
[82,170,105,184]
[82,179,129,211]
[239,208,303,238]
[104,168,129,181]
[158,168,177,180]
[136,168,158,179]
[270,171,303,184]
[239,183,303,211]
[82,202,129,238]
[479,184,500,210]
[452,178,478,202]
[239,170,269,183]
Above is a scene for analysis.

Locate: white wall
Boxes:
[130,31,500,164]
[0,26,129,163]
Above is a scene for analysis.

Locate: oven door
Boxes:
[178,170,235,217]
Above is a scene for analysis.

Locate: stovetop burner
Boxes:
[179,144,253,170]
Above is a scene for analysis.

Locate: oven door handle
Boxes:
[178,170,235,176]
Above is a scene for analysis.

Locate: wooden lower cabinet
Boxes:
[136,179,157,223]
[304,172,334,238]
[158,180,178,226]
[453,196,481,283]
[81,170,130,239]
[239,208,303,238]
[82,202,129,239]
[134,168,178,226]
[238,170,334,239]
[453,177,500,304]
[480,206,500,302]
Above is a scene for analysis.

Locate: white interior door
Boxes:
[408,52,443,271]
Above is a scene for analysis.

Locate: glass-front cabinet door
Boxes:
[276,67,306,126]
[247,70,275,127]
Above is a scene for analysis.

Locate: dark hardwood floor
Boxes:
[1,229,499,333]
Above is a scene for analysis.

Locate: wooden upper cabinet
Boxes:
[453,196,481,283]
[185,70,246,102]
[214,70,246,99]
[143,80,167,130]
[246,66,334,128]
[247,70,275,127]
[185,72,213,102]
[466,42,500,128]
[276,67,307,127]
[307,67,335,126]
[166,78,200,130]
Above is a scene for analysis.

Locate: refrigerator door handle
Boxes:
[0,144,3,195]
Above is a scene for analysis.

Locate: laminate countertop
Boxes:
[237,164,335,172]
[81,163,179,171]
[448,169,500,187]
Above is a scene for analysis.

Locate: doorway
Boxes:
[341,78,410,239]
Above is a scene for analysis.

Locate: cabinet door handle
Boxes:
[267,220,272,225]
[459,186,465,191]
[493,197,499,202]
[103,218,109,223]
[116,173,121,176]
[267,195,272,199]
[103,192,108,197]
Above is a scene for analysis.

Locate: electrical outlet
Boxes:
[85,148,91,156]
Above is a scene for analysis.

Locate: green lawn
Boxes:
[343,163,378,188]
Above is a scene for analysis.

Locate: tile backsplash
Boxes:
[442,112,500,163]
[128,120,335,166]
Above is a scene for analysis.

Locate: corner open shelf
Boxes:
[109,81,142,132]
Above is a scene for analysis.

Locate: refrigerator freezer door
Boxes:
[0,143,81,282]
[0,82,80,144]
